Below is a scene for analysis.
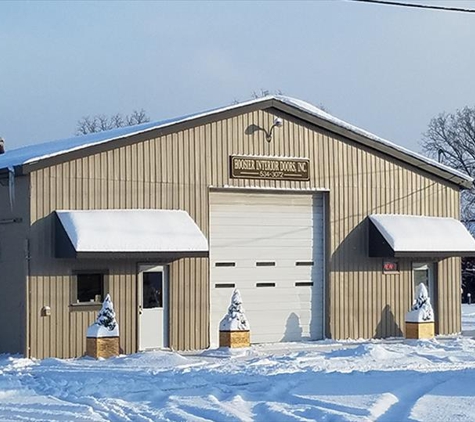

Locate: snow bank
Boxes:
[6,333,475,421]
[5,338,475,421]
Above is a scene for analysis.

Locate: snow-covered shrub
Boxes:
[405,284,434,323]
[87,294,120,337]
[219,289,250,331]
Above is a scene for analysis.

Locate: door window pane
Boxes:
[413,263,433,297]
[414,268,429,289]
[143,272,163,309]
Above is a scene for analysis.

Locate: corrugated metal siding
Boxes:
[28,108,462,358]
[0,176,29,354]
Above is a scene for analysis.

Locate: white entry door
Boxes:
[138,265,168,350]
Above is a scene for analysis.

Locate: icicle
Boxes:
[8,166,15,211]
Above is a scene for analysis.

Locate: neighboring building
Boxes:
[1,96,474,359]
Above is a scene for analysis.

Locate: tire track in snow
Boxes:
[373,373,450,422]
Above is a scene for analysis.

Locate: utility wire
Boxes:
[348,0,475,13]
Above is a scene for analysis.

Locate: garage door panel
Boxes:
[210,216,321,226]
[211,231,318,243]
[210,311,321,327]
[211,272,316,283]
[211,229,320,241]
[211,260,323,270]
[211,199,317,210]
[248,316,316,331]
[226,298,324,309]
[211,279,324,291]
[211,247,316,260]
[212,276,320,286]
[212,286,323,300]
[212,263,323,271]
[211,265,315,273]
[250,332,314,343]
[210,192,324,346]
[210,310,321,332]
[211,301,319,314]
[210,219,317,231]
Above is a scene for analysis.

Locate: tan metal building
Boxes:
[1,96,474,359]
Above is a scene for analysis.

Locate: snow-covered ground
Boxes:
[2,307,475,421]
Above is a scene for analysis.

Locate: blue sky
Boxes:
[1,0,474,153]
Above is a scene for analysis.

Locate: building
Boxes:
[1,96,474,359]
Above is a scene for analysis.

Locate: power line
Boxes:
[347,0,475,13]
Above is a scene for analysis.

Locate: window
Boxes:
[256,262,275,267]
[143,272,163,309]
[72,272,104,304]
[412,262,435,297]
[215,283,235,288]
[296,261,314,266]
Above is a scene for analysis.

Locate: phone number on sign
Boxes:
[259,171,284,178]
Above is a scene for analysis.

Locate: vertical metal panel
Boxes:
[27,108,464,358]
[0,176,29,354]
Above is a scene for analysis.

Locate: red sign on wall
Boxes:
[383,260,399,273]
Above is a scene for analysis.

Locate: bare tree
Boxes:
[422,107,475,298]
[126,109,149,126]
[231,89,284,105]
[76,109,150,135]
[421,106,475,226]
[251,89,283,99]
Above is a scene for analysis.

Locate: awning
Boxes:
[54,209,209,259]
[368,214,475,258]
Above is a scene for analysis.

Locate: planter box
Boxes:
[405,321,435,339]
[219,330,250,348]
[86,336,119,358]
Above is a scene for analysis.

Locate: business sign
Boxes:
[230,155,310,181]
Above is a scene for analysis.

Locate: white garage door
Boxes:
[210,192,325,346]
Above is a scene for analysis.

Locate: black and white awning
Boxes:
[55,209,209,259]
[368,214,475,258]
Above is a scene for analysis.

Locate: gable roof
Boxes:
[0,95,471,188]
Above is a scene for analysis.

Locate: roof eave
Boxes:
[8,96,472,189]
[270,99,472,190]
[16,98,276,175]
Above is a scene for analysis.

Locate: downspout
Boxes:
[24,238,31,358]
[24,169,31,358]
[8,166,15,211]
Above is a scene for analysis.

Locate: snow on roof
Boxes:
[369,214,475,253]
[56,209,208,253]
[0,95,471,185]
[276,96,472,184]
[0,98,267,171]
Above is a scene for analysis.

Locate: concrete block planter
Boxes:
[219,289,250,349]
[219,330,250,348]
[86,294,120,359]
[405,321,435,339]
[86,336,120,358]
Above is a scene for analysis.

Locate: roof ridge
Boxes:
[0,96,471,187]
